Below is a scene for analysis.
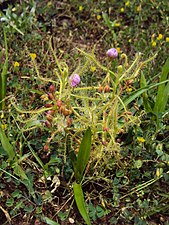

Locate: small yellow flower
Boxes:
[165,37,169,42]
[137,137,145,143]
[115,23,121,27]
[47,1,52,7]
[97,15,101,20]
[79,5,83,11]
[120,8,125,12]
[157,33,163,40]
[14,61,20,67]
[29,53,37,60]
[125,1,130,7]
[128,39,132,43]
[126,87,132,92]
[116,47,121,53]
[1,124,7,130]
[152,41,157,47]
[136,5,141,12]
[90,66,96,72]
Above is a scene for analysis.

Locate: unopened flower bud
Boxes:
[69,74,80,87]
[116,138,121,143]
[117,65,123,73]
[106,48,118,59]
[49,84,56,93]
[102,141,107,146]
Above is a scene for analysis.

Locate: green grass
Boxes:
[0,1,169,224]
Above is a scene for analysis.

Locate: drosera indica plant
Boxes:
[10,39,164,172]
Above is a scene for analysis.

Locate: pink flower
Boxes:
[69,74,80,87]
[106,48,118,59]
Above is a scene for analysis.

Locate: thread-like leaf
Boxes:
[76,127,92,182]
[73,182,91,225]
[0,124,15,160]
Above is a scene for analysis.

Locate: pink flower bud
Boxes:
[49,84,56,93]
[69,74,80,87]
[106,48,118,59]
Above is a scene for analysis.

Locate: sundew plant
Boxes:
[9,39,161,173]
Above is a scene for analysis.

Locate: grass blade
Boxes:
[76,127,92,182]
[73,182,91,225]
[0,28,8,110]
[0,123,15,160]
[140,72,153,112]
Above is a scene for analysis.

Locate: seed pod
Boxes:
[103,127,109,132]
[47,110,55,116]
[45,103,53,108]
[47,92,53,100]
[104,84,110,93]
[102,141,107,146]
[45,120,51,128]
[98,86,104,92]
[62,108,70,116]
[46,113,53,121]
[44,144,49,151]
[126,79,133,85]
[66,117,72,126]
[60,105,66,114]
[56,99,62,108]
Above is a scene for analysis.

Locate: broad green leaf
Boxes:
[73,182,91,225]
[153,57,169,114]
[0,124,15,160]
[76,127,92,182]
[122,80,169,109]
